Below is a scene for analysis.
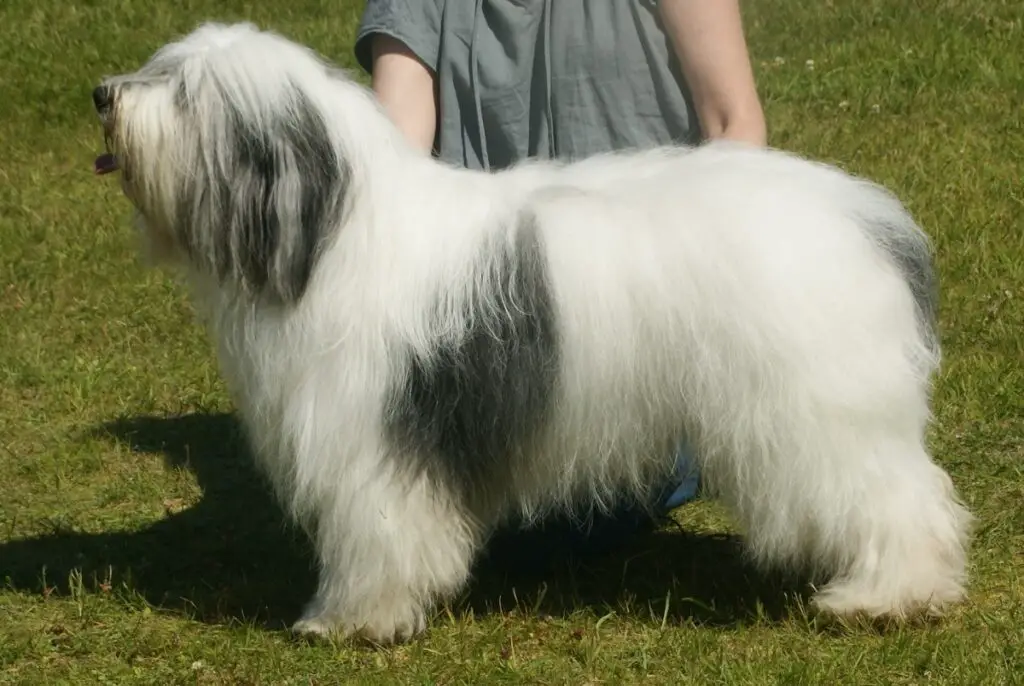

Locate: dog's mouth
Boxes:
[94,104,120,176]
[94,152,119,175]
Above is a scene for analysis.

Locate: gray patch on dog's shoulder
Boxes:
[384,214,561,501]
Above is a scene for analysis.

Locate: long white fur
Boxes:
[98,22,972,643]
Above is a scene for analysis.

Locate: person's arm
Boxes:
[368,34,439,153]
[659,0,767,146]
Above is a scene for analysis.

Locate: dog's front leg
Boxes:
[290,451,480,644]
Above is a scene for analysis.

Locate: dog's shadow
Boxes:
[0,412,807,631]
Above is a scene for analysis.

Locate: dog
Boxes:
[92,22,972,643]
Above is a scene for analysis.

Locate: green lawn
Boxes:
[1,0,1022,683]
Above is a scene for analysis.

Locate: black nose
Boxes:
[92,85,112,113]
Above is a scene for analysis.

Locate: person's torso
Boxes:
[434,0,700,170]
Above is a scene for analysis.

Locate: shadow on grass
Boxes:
[0,412,808,632]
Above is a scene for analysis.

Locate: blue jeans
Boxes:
[491,445,701,561]
[659,445,701,511]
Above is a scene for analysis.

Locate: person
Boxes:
[353,0,767,554]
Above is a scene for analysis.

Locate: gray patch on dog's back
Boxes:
[862,212,940,353]
[385,215,561,500]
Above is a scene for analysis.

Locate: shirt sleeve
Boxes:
[354,0,444,75]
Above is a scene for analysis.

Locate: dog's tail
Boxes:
[848,180,941,360]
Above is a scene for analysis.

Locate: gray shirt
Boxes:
[355,0,700,171]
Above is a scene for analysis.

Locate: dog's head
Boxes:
[93,22,350,304]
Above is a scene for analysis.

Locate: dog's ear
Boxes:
[187,82,348,305]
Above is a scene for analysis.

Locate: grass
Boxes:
[1,0,1022,683]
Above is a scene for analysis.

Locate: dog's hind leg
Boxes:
[804,437,971,621]
[697,316,971,621]
[715,411,972,621]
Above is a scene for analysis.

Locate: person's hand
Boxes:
[659,0,768,147]
[369,34,439,154]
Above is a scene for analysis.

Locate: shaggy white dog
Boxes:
[92,22,972,643]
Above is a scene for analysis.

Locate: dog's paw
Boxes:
[291,597,427,645]
[352,604,427,645]
[291,614,337,639]
[810,576,965,626]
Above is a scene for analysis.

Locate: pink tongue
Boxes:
[94,153,119,175]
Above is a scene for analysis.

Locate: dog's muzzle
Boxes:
[92,83,119,175]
